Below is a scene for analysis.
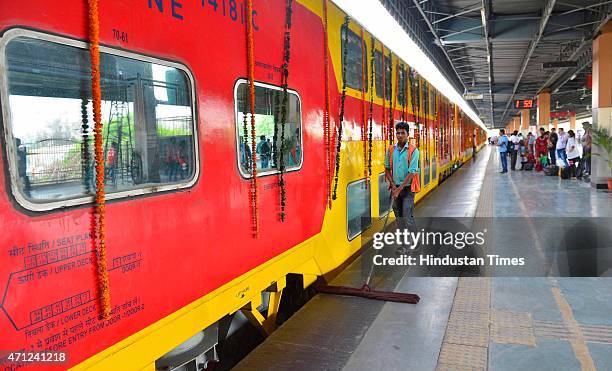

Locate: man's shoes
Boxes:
[500,170,507,174]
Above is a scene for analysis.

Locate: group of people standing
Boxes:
[495,124,591,178]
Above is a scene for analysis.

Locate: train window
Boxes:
[397,64,406,106]
[374,50,391,100]
[234,80,302,177]
[347,179,372,240]
[1,32,198,211]
[340,25,368,92]
[378,173,392,217]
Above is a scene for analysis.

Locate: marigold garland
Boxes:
[278,0,293,222]
[388,54,395,143]
[381,45,386,151]
[322,0,332,209]
[332,16,350,200]
[87,0,110,319]
[360,29,367,187]
[81,94,91,194]
[367,35,375,180]
[246,0,259,237]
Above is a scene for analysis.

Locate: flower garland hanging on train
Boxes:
[81,94,91,194]
[245,0,259,237]
[389,57,397,143]
[322,0,332,209]
[360,29,368,187]
[332,16,350,200]
[409,67,420,148]
[367,35,375,181]
[277,0,294,222]
[87,0,111,318]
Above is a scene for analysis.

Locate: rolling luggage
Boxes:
[544,165,559,176]
[560,166,571,179]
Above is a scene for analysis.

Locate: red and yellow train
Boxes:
[0,0,485,369]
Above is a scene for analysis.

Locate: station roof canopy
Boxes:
[381,0,612,128]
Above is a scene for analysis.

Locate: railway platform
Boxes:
[236,146,612,371]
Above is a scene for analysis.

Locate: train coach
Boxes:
[0,0,485,369]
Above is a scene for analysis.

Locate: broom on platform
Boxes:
[316,195,420,304]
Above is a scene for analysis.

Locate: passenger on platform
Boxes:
[15,138,31,197]
[548,128,558,166]
[556,127,569,167]
[239,136,252,172]
[472,134,477,161]
[581,123,592,175]
[106,141,118,184]
[566,130,581,178]
[535,128,549,170]
[256,135,271,169]
[509,131,520,171]
[519,138,528,170]
[527,132,536,154]
[385,121,420,251]
[497,129,509,174]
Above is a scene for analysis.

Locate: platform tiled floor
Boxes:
[235,146,612,371]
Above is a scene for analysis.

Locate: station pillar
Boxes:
[553,118,559,130]
[569,115,576,131]
[521,109,530,135]
[592,21,612,189]
[537,90,551,130]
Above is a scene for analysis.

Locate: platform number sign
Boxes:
[514,99,534,109]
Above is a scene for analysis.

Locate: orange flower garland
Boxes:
[360,30,368,187]
[87,0,111,318]
[322,0,332,209]
[246,0,259,237]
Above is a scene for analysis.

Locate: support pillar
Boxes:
[554,118,559,130]
[537,89,551,130]
[592,21,612,189]
[513,116,520,133]
[521,109,530,134]
[569,115,576,131]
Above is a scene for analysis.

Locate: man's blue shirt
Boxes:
[497,135,509,153]
[384,143,420,186]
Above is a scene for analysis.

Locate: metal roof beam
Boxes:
[440,24,483,39]
[432,6,482,24]
[538,9,612,93]
[500,0,556,125]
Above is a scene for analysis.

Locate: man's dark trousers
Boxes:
[393,187,417,233]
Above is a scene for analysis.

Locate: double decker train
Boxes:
[0,0,486,369]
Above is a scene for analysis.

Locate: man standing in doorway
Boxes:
[385,122,420,248]
[556,127,569,167]
[497,129,509,174]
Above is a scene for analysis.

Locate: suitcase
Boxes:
[560,166,571,179]
[524,162,534,171]
[544,165,559,176]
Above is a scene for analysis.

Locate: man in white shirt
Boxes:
[556,128,569,167]
[509,131,520,170]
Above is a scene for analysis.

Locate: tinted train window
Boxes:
[234,81,302,177]
[397,64,406,106]
[340,25,368,92]
[374,50,391,100]
[378,173,392,216]
[2,34,197,210]
[347,179,372,240]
